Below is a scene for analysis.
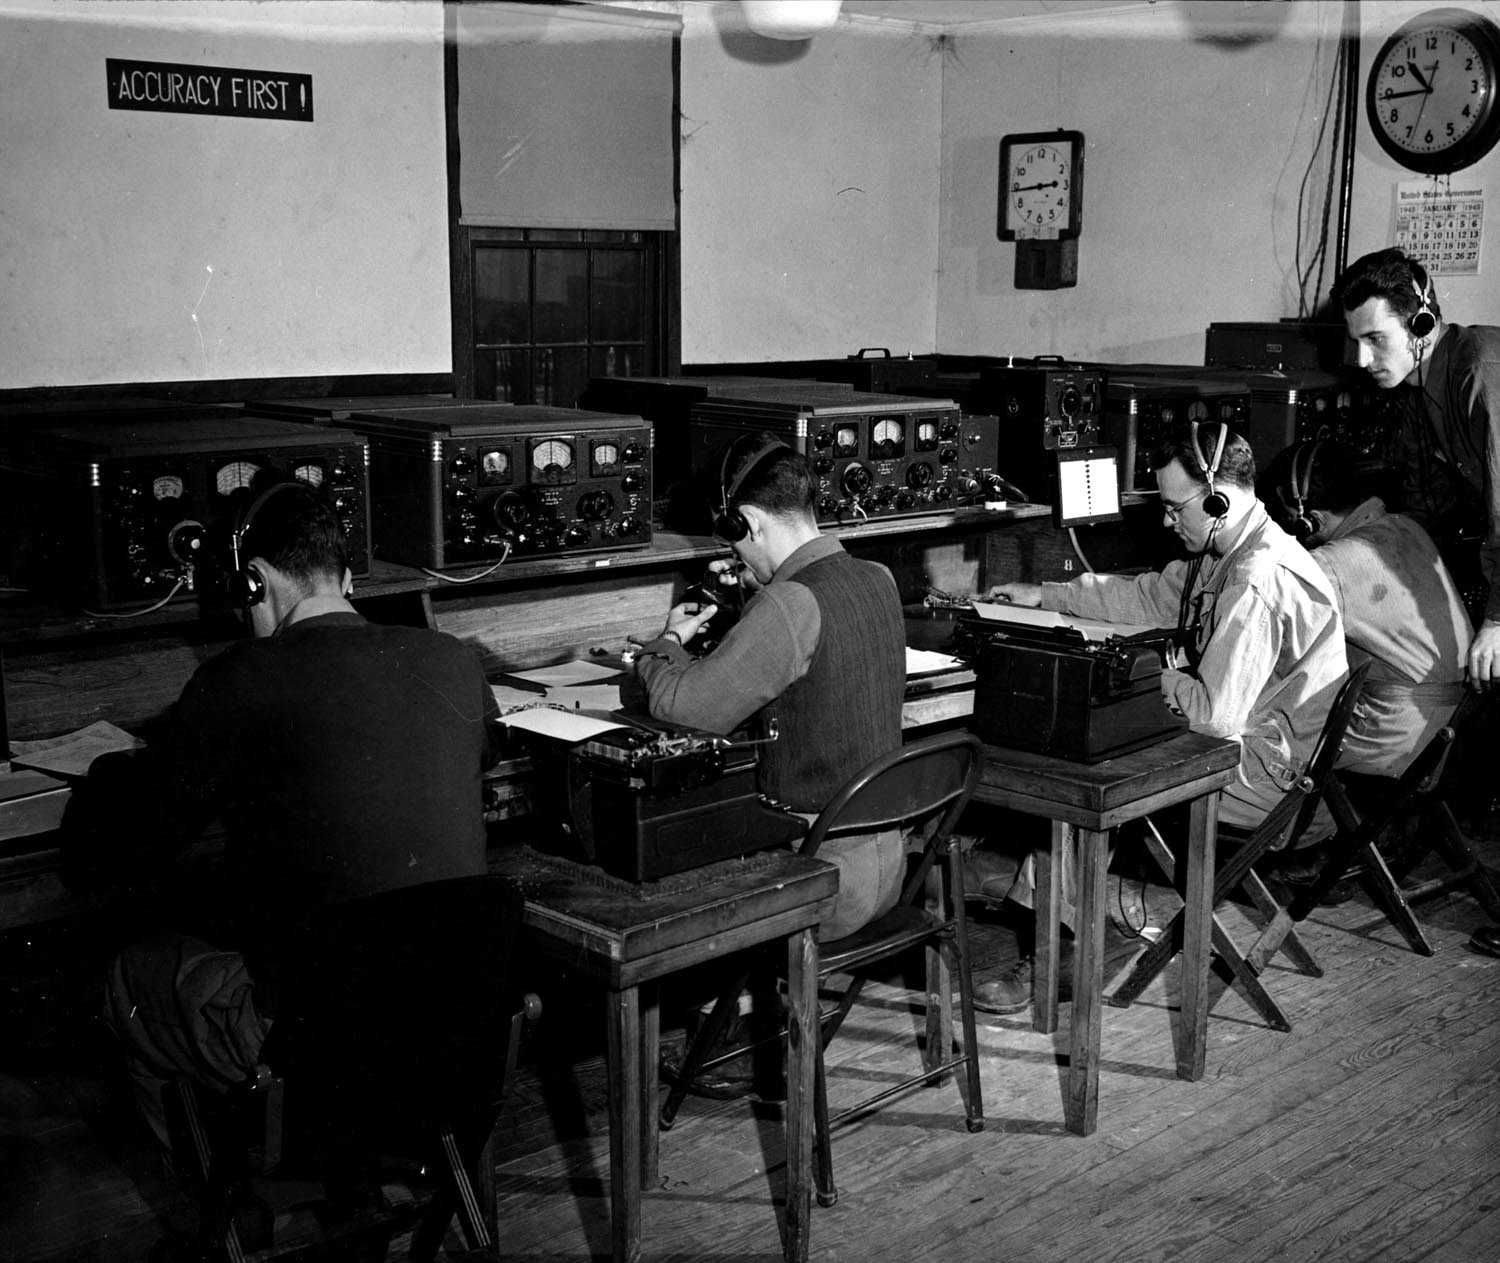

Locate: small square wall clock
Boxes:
[997,129,1084,289]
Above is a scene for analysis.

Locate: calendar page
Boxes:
[1393,180,1485,275]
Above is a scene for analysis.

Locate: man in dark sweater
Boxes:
[79,481,497,1145]
[634,435,906,938]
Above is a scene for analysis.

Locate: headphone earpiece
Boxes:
[1190,420,1230,520]
[1285,440,1324,541]
[713,438,793,543]
[1408,276,1436,340]
[228,481,302,607]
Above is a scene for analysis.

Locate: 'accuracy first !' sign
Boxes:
[106,58,313,122]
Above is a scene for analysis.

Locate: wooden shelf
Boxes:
[0,503,1051,647]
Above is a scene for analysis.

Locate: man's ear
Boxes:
[739,504,770,540]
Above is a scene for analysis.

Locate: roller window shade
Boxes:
[455,2,678,231]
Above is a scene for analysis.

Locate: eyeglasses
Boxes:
[1160,496,1200,522]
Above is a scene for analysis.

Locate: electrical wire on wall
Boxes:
[1291,13,1353,318]
[1066,526,1096,574]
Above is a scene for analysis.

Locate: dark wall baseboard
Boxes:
[0,372,457,412]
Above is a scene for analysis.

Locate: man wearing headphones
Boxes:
[633,435,906,939]
[72,479,498,1146]
[1334,248,1500,685]
[974,424,1346,1012]
[1266,439,1471,778]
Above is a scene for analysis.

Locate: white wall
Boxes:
[678,2,943,362]
[0,0,450,389]
[937,1,1345,364]
[1348,0,1500,328]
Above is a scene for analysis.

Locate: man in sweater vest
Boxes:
[634,434,907,938]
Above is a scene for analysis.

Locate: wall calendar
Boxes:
[1393,180,1485,275]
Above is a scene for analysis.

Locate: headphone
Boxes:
[1188,420,1230,520]
[226,481,305,607]
[1408,275,1436,340]
[1285,440,1324,541]
[712,436,793,543]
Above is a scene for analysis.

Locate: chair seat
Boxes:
[821,905,941,974]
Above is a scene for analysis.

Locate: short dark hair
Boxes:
[1264,439,1363,522]
[239,478,348,582]
[1333,248,1442,324]
[723,432,817,517]
[1149,423,1256,492]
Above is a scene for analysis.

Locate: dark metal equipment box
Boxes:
[349,404,652,568]
[15,411,370,610]
[688,388,1002,530]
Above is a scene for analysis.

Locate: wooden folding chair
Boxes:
[1106,662,1370,1032]
[1257,689,1500,958]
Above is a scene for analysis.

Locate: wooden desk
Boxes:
[488,845,839,1263]
[972,731,1239,1135]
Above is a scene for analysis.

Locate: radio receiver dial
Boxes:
[841,463,873,496]
[871,418,906,459]
[167,520,206,567]
[577,490,615,520]
[530,438,575,484]
[493,491,531,530]
[620,468,645,493]
[906,462,934,488]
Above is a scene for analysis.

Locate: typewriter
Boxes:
[955,605,1185,762]
[527,715,805,882]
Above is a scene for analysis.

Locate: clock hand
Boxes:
[1381,87,1433,100]
[1011,180,1060,193]
[1407,61,1431,90]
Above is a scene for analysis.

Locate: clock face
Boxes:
[997,130,1084,242]
[1366,10,1500,174]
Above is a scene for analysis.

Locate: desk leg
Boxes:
[641,983,660,1188]
[1178,791,1218,1082]
[784,927,817,1263]
[1066,826,1109,1136]
[605,985,643,1263]
[1033,823,1068,1034]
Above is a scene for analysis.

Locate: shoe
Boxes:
[658,1044,757,1100]
[959,846,1020,906]
[1468,926,1500,957]
[971,954,1073,1016]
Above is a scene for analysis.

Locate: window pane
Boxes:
[592,251,644,342]
[535,249,588,343]
[473,248,530,345]
[534,346,589,408]
[591,343,647,379]
[475,348,529,403]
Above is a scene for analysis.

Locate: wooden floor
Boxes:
[5,837,1500,1263]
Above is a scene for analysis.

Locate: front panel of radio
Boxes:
[18,414,370,610]
[1104,375,1251,492]
[690,393,1001,527]
[354,405,651,568]
[972,362,1105,503]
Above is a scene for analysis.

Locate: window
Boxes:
[457,227,672,407]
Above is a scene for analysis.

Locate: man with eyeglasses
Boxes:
[970,424,1347,1013]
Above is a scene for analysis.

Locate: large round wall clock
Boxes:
[1365,7,1500,174]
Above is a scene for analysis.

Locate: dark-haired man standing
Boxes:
[73,481,498,1144]
[1335,248,1500,683]
[634,435,906,938]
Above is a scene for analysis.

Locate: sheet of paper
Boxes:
[905,646,966,675]
[544,683,623,712]
[507,660,623,687]
[491,684,552,710]
[969,602,1158,642]
[496,707,627,742]
[8,720,145,777]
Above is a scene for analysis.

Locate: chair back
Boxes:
[801,731,984,906]
[1404,686,1484,797]
[1280,659,1372,844]
[261,874,527,1145]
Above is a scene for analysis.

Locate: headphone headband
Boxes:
[1189,420,1230,519]
[229,480,304,606]
[1286,440,1323,540]
[714,436,793,542]
[1408,275,1436,339]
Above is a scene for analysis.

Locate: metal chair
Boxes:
[657,731,987,1208]
[163,874,538,1263]
[1107,662,1370,1031]
[1272,688,1500,956]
